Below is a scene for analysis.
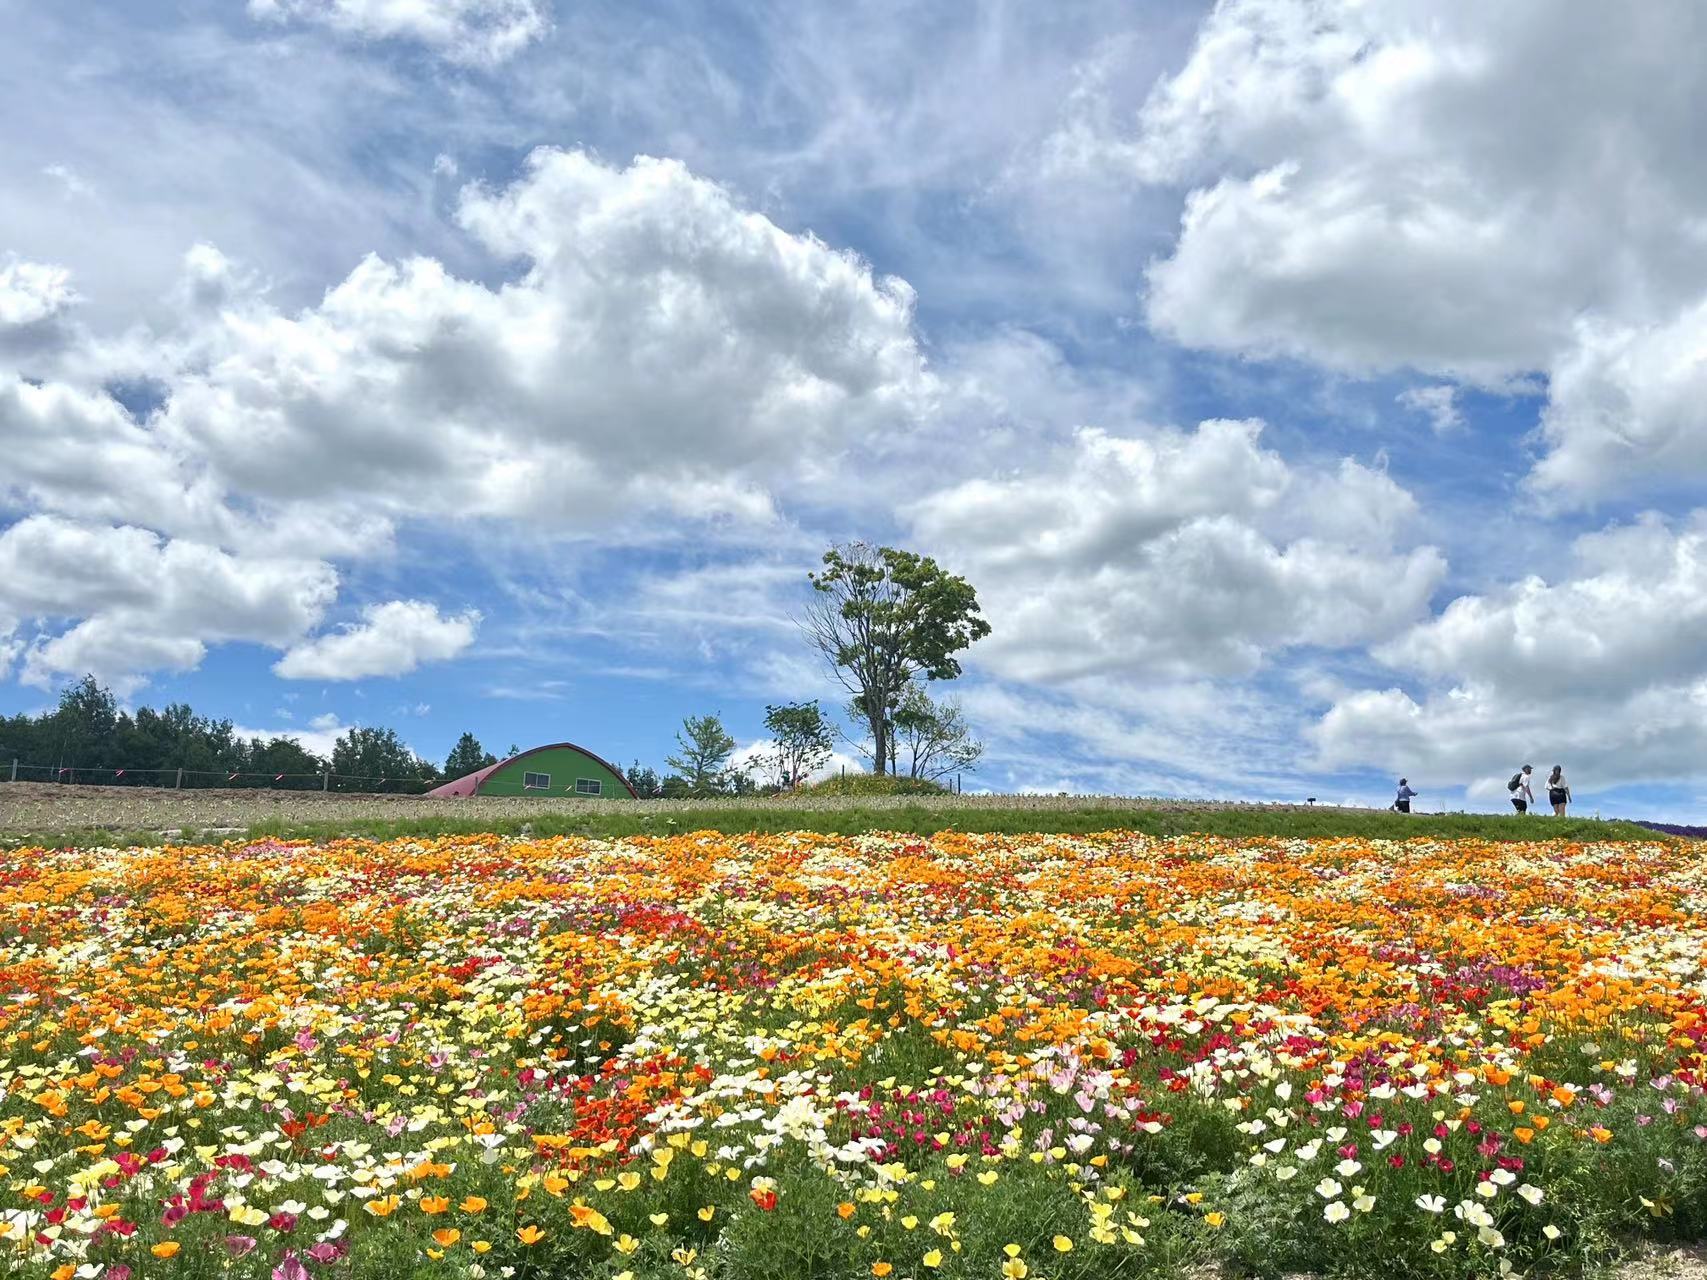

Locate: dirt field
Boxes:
[0,780,1335,836]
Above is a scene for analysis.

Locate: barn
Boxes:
[426,742,638,798]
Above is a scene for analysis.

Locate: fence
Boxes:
[5,760,436,794]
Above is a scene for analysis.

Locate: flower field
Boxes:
[2,832,1705,1280]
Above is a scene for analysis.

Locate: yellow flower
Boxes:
[923,1249,943,1268]
[570,1203,614,1236]
[615,1233,641,1255]
[977,1170,999,1185]
[364,1195,400,1217]
[471,1240,492,1254]
[698,1205,716,1222]
[873,1264,893,1278]
[838,1202,857,1219]
[650,1212,670,1227]
[1003,1244,1023,1259]
[1002,1261,1028,1279]
[1053,1235,1074,1252]
[618,1171,642,1192]
[1205,1212,1226,1229]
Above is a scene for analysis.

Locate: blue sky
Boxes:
[5,0,1707,818]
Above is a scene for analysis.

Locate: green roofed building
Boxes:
[426,742,637,798]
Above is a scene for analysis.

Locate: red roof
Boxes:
[426,742,638,798]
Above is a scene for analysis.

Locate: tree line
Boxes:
[1,541,992,797]
[0,677,489,792]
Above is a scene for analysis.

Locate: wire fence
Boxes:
[5,760,437,794]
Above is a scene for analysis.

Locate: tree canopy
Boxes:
[803,543,990,776]
[665,714,740,797]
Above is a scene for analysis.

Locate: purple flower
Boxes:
[226,1235,258,1257]
[273,1256,310,1280]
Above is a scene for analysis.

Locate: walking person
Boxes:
[1508,764,1534,814]
[1393,777,1418,813]
[1546,765,1571,816]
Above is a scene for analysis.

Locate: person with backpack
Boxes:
[1546,765,1571,815]
[1508,764,1534,813]
[1393,777,1418,813]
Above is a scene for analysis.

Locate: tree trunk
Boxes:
[870,708,887,776]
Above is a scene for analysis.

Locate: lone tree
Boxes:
[761,700,834,789]
[803,543,990,776]
[665,714,738,797]
[443,732,498,779]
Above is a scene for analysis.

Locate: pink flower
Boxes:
[226,1235,258,1256]
[273,1256,310,1280]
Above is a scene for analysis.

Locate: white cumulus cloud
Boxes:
[910,417,1446,683]
[274,600,481,680]
[156,148,929,532]
[0,516,338,694]
[1053,0,1707,503]
[0,255,74,328]
[1315,511,1707,792]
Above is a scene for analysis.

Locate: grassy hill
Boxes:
[0,781,1664,845]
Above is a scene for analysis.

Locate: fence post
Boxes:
[322,771,330,792]
[175,767,183,790]
[8,758,15,783]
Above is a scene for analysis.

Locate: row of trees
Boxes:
[0,676,979,799]
[0,678,514,792]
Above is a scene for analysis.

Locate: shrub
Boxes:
[803,772,946,797]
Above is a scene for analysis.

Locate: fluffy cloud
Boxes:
[0,517,338,693]
[0,148,927,689]
[274,600,481,680]
[231,712,350,760]
[1086,0,1707,502]
[1533,304,1707,501]
[246,0,550,65]
[0,255,78,365]
[157,149,928,530]
[0,255,74,328]
[1315,512,1707,792]
[910,418,1445,683]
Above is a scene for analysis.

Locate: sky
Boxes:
[5,0,1707,817]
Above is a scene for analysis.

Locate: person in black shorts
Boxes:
[1546,765,1571,815]
[1509,764,1534,813]
[1393,778,1417,813]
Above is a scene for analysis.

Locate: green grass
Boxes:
[2,804,1664,848]
[243,804,1662,844]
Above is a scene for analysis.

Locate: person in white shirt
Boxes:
[1546,765,1571,815]
[1509,764,1535,813]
